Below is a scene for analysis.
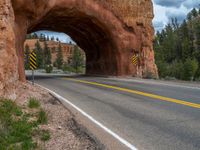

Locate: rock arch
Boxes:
[0,0,157,97]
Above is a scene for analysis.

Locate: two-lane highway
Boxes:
[28,75,200,150]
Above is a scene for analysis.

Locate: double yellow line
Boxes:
[65,78,200,109]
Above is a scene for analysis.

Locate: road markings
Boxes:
[66,78,200,109]
[35,83,137,150]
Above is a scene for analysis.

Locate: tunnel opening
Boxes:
[24,31,86,75]
[25,8,119,77]
[24,31,86,74]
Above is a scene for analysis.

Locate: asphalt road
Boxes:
[27,75,200,150]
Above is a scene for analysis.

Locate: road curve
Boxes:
[28,75,200,150]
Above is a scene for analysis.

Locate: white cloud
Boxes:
[152,0,198,32]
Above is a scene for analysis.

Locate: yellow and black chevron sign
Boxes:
[132,55,138,65]
[29,52,37,70]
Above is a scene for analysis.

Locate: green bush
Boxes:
[0,99,36,150]
[37,109,48,124]
[144,70,158,79]
[45,65,53,73]
[183,58,198,81]
[62,63,76,73]
[40,130,50,141]
[169,60,184,79]
[156,61,170,78]
[194,67,200,81]
[28,98,40,108]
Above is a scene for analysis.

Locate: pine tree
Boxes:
[55,43,63,69]
[71,45,84,73]
[51,36,55,41]
[26,34,32,39]
[154,7,200,80]
[35,40,44,68]
[46,36,50,41]
[24,44,30,70]
[183,58,198,80]
[191,8,198,18]
[187,12,192,21]
[33,33,38,39]
[39,34,46,41]
[43,41,51,65]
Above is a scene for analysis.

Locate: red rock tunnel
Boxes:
[0,0,158,97]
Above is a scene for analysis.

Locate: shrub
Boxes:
[45,65,53,73]
[156,61,169,78]
[28,98,40,108]
[40,130,50,141]
[37,109,48,124]
[0,99,36,149]
[183,58,198,80]
[194,66,200,81]
[170,60,184,79]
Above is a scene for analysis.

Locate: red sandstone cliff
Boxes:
[24,39,82,64]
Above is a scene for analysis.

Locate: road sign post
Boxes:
[29,52,37,85]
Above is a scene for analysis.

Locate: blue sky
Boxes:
[37,0,199,43]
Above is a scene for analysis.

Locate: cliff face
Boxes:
[24,39,83,64]
[0,0,18,98]
[0,0,157,98]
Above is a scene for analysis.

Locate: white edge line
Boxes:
[35,83,137,150]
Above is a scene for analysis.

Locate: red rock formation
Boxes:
[0,0,158,97]
[24,39,84,64]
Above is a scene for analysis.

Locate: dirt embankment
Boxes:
[15,82,104,150]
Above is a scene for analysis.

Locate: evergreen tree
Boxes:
[26,34,32,39]
[46,36,50,41]
[24,44,30,70]
[33,33,38,39]
[154,8,200,81]
[51,36,55,41]
[35,40,44,68]
[191,8,198,18]
[39,34,46,41]
[71,45,84,73]
[187,12,192,21]
[183,58,198,80]
[43,41,52,65]
[55,43,63,69]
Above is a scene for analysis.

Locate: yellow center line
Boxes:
[65,78,200,109]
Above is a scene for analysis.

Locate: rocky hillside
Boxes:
[24,39,84,65]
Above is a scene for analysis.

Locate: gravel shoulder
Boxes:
[15,82,104,150]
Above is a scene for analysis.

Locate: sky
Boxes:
[153,0,199,32]
[36,0,200,43]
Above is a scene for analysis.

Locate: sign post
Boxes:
[29,52,37,85]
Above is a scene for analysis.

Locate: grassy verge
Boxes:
[0,98,50,150]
